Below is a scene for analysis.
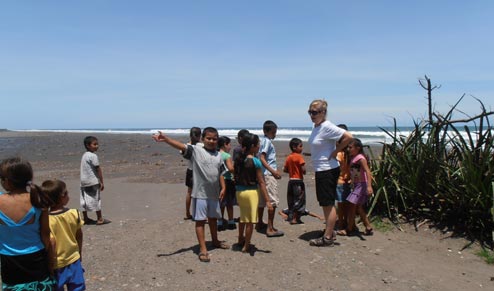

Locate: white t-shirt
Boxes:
[80,151,100,187]
[308,120,345,172]
[258,136,277,175]
[183,144,225,200]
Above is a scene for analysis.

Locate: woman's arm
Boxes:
[331,131,353,159]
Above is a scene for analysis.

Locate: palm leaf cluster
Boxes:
[369,96,494,242]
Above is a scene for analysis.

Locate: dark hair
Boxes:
[337,124,348,130]
[0,157,53,208]
[348,138,371,166]
[41,180,67,206]
[202,127,218,138]
[289,138,303,152]
[83,136,98,150]
[190,127,201,138]
[349,138,364,154]
[218,136,231,149]
[234,133,260,186]
[237,129,249,141]
[263,120,277,133]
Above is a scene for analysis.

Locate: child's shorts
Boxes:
[336,183,351,202]
[191,198,221,221]
[80,184,101,212]
[54,259,85,291]
[258,175,280,208]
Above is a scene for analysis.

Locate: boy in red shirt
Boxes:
[282,138,307,224]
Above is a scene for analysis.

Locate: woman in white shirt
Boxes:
[307,99,353,247]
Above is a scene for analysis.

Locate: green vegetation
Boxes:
[368,77,494,244]
[370,216,394,233]
[475,249,494,264]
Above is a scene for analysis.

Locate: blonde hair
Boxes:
[309,99,328,114]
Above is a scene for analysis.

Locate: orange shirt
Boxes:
[337,151,350,184]
[283,152,305,180]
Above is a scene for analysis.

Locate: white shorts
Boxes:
[80,184,102,212]
[191,198,221,221]
[258,175,280,208]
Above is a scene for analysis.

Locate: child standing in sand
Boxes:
[80,136,110,225]
[336,124,351,231]
[184,127,201,220]
[0,157,57,290]
[152,127,229,263]
[282,138,307,224]
[217,136,236,231]
[234,133,273,253]
[338,138,374,236]
[258,120,284,237]
[43,179,85,291]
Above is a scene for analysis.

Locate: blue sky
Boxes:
[1,1,492,129]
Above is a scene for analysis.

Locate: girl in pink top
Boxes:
[339,138,374,236]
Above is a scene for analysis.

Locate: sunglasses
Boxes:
[308,110,323,116]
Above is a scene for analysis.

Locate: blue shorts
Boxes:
[191,198,221,221]
[336,183,351,202]
[54,259,85,291]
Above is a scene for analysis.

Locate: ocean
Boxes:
[16,126,419,145]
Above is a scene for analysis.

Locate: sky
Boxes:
[0,1,493,129]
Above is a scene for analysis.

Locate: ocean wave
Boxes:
[13,127,486,145]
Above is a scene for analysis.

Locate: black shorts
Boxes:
[185,169,193,188]
[220,179,237,207]
[315,168,340,207]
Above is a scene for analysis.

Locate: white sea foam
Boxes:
[14,126,487,145]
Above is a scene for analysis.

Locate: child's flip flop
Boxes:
[198,252,210,262]
[96,219,111,225]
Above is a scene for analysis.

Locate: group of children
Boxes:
[0,123,374,288]
[0,136,108,290]
[154,121,374,262]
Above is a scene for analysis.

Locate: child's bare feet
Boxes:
[237,236,245,246]
[242,243,251,253]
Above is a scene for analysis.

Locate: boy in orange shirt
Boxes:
[282,138,307,224]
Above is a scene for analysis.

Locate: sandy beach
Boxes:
[1,131,493,290]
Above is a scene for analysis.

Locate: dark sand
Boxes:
[1,131,492,290]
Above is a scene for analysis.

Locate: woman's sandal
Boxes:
[364,228,374,236]
[198,252,210,262]
[309,236,334,247]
